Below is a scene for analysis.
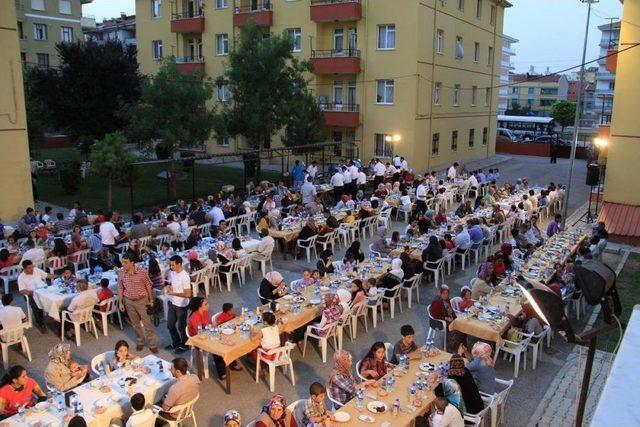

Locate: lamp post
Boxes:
[562,0,598,228]
[593,137,608,218]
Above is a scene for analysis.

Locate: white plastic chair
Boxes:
[427,304,447,350]
[395,202,413,223]
[253,250,274,277]
[423,258,445,291]
[494,331,533,378]
[365,291,385,328]
[46,256,68,275]
[0,325,32,370]
[237,253,255,285]
[400,274,421,309]
[302,322,338,363]
[154,393,199,427]
[69,249,90,272]
[325,385,344,410]
[527,325,549,370]
[355,359,367,382]
[92,296,123,336]
[481,377,515,427]
[316,229,338,253]
[349,300,368,339]
[0,265,22,294]
[368,243,381,258]
[296,235,318,263]
[60,306,99,346]
[381,283,403,319]
[255,343,296,392]
[335,306,354,350]
[236,214,251,236]
[450,296,463,314]
[463,394,494,427]
[185,326,209,379]
[90,350,115,376]
[337,223,353,247]
[219,258,243,292]
[469,242,484,265]
[455,247,471,271]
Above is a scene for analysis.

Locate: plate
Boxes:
[334,411,351,422]
[282,294,294,301]
[310,298,321,305]
[419,362,435,372]
[244,318,259,325]
[221,328,235,335]
[339,276,350,281]
[358,414,375,423]
[143,378,157,387]
[33,402,49,412]
[478,313,494,320]
[109,393,126,403]
[293,296,306,303]
[367,401,387,414]
[95,397,110,408]
[320,286,330,292]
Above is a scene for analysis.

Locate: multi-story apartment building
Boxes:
[498,34,516,114]
[85,13,136,47]
[510,73,568,117]
[136,0,511,171]
[594,20,620,126]
[567,80,596,129]
[15,0,94,68]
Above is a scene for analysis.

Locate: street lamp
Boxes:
[562,0,599,228]
[392,134,401,142]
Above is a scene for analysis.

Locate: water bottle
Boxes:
[57,395,65,413]
[410,386,417,404]
[197,324,203,335]
[392,398,400,416]
[77,402,84,417]
[356,388,364,410]
[70,393,77,410]
[119,377,125,390]
[18,405,25,420]
[158,360,164,373]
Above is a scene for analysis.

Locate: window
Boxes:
[436,30,444,54]
[527,87,535,97]
[485,87,491,106]
[375,134,393,158]
[60,27,73,42]
[333,81,344,104]
[59,0,71,14]
[468,129,475,148]
[540,88,558,95]
[217,83,229,102]
[451,130,458,151]
[511,87,519,97]
[286,28,302,52]
[455,36,464,59]
[347,81,356,106]
[216,0,228,8]
[152,40,163,59]
[540,99,555,106]
[476,0,482,18]
[216,34,229,55]
[482,127,488,145]
[20,52,27,64]
[31,0,45,10]
[432,133,440,156]
[473,42,479,62]
[33,23,47,40]
[17,22,25,40]
[490,5,496,25]
[152,0,162,18]
[36,53,49,69]
[487,46,493,65]
[453,84,461,106]
[378,25,396,50]
[458,0,464,11]
[434,82,441,105]
[376,80,394,104]
[333,28,344,53]
[471,86,477,106]
[217,136,229,146]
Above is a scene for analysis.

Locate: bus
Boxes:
[497,115,555,139]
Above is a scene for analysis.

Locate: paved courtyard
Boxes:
[13,154,607,426]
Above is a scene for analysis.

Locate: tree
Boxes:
[27,40,140,141]
[89,132,135,211]
[550,100,577,135]
[23,67,52,155]
[123,60,215,197]
[280,93,325,148]
[215,22,319,181]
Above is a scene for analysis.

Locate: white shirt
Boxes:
[349,165,359,180]
[256,235,275,256]
[455,230,472,250]
[468,175,478,188]
[21,248,46,266]
[167,269,191,308]
[400,195,411,206]
[68,289,99,313]
[341,170,351,184]
[17,268,48,292]
[392,155,402,167]
[0,306,26,330]
[126,408,156,427]
[99,221,120,246]
[416,184,427,201]
[330,172,345,187]
[430,403,464,427]
[356,171,367,185]
[386,165,397,175]
[41,213,51,225]
[447,165,457,180]
[301,182,317,204]
[167,222,181,237]
[306,164,318,178]
[261,325,280,350]
[207,206,225,226]
[68,208,78,221]
[401,159,409,170]
[373,162,386,176]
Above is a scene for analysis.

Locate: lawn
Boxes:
[595,252,640,352]
[34,147,281,214]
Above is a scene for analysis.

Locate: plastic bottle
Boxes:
[119,377,125,390]
[392,399,400,416]
[18,405,25,420]
[356,388,364,410]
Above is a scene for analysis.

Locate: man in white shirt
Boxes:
[477,169,486,184]
[348,160,359,182]
[165,255,191,353]
[447,162,459,181]
[18,259,57,332]
[166,214,182,237]
[301,176,317,205]
[0,294,27,330]
[400,157,409,171]
[67,279,99,322]
[392,154,402,168]
[454,224,472,251]
[99,212,121,250]
[385,162,397,176]
[306,161,318,179]
[415,178,428,214]
[330,169,345,202]
[206,205,225,227]
[355,168,367,194]
[468,171,479,189]
[373,159,386,187]
[341,166,354,198]
[125,393,156,427]
[68,201,81,221]
[21,240,46,267]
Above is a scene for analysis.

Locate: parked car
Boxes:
[533,136,570,146]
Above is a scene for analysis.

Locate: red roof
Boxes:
[598,202,640,244]
[512,74,562,83]
[567,81,595,101]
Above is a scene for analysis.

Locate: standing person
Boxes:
[549,138,558,164]
[447,162,459,182]
[17,259,57,333]
[373,159,386,188]
[355,167,367,195]
[300,176,317,205]
[306,160,318,180]
[330,169,345,202]
[341,166,353,199]
[415,177,428,215]
[292,160,305,187]
[99,211,122,256]
[165,255,191,354]
[117,253,158,353]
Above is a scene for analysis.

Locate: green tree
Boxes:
[123,60,215,197]
[23,68,52,156]
[90,132,135,211]
[550,100,576,135]
[215,22,317,181]
[280,93,325,148]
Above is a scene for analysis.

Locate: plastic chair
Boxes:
[69,249,90,272]
[296,236,318,263]
[400,274,421,309]
[337,223,353,247]
[0,265,22,294]
[325,385,343,410]
[0,325,32,370]
[154,393,199,427]
[236,214,251,236]
[237,253,255,285]
[395,202,413,223]
[93,296,123,336]
[60,306,99,346]
[423,257,445,290]
[381,283,403,319]
[463,394,494,427]
[493,331,533,378]
[197,223,211,238]
[368,243,382,258]
[365,291,385,328]
[469,242,484,265]
[450,296,463,314]
[335,306,353,350]
[255,343,296,392]
[481,377,515,427]
[349,300,368,339]
[253,250,274,277]
[185,326,209,379]
[219,258,243,292]
[455,247,471,270]
[302,322,338,363]
[287,399,306,427]
[90,351,115,376]
[46,256,68,275]
[355,359,367,382]
[426,304,447,350]
[316,229,338,253]
[527,326,550,370]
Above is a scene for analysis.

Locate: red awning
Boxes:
[599,202,640,238]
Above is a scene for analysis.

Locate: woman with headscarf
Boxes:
[435,378,466,413]
[259,271,286,304]
[224,409,241,427]
[316,249,335,277]
[344,240,365,265]
[336,288,352,313]
[327,350,369,408]
[43,344,89,392]
[255,394,298,427]
[379,258,404,297]
[447,354,484,414]
[429,285,466,352]
[399,252,416,284]
[459,342,496,395]
[500,242,514,270]
[371,227,391,256]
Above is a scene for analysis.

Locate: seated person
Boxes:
[0,294,28,330]
[255,394,297,427]
[259,272,286,304]
[458,287,474,311]
[429,396,464,427]
[327,350,374,408]
[96,278,114,312]
[60,265,77,287]
[0,366,46,417]
[125,393,155,427]
[391,325,421,364]
[160,358,200,420]
[302,382,335,426]
[359,342,391,380]
[67,279,99,321]
[44,343,89,392]
[291,269,313,293]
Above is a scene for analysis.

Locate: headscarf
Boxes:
[48,343,71,366]
[501,242,513,257]
[327,349,353,387]
[188,251,198,261]
[439,284,450,296]
[262,394,287,423]
[471,342,494,367]
[337,288,352,305]
[323,294,339,309]
[223,410,241,425]
[448,354,466,377]
[441,378,466,412]
[390,258,404,280]
[356,190,364,201]
[265,271,283,287]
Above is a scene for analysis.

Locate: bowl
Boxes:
[334,411,351,422]
[221,328,235,335]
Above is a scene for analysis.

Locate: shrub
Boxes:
[58,160,82,194]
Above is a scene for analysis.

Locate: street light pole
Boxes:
[562,0,598,228]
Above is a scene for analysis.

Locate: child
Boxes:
[343,210,355,224]
[215,303,235,326]
[303,382,335,426]
[430,396,464,427]
[391,324,421,364]
[158,242,173,258]
[60,265,77,286]
[96,278,114,312]
[363,277,378,303]
[257,311,280,362]
[125,393,155,427]
[311,269,321,284]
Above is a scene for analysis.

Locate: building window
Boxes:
[217,136,229,146]
[152,0,162,18]
[333,81,344,104]
[286,28,302,52]
[476,0,482,19]
[482,127,488,145]
[436,30,444,54]
[20,52,27,64]
[432,133,440,156]
[33,23,47,40]
[377,25,396,50]
[455,36,464,59]
[451,130,458,152]
[216,34,229,55]
[217,83,229,102]
[31,0,45,10]
[152,40,163,59]
[468,128,475,148]
[485,87,491,106]
[488,46,493,65]
[490,5,496,25]
[453,84,461,106]
[333,28,344,53]
[434,82,441,105]
[216,0,228,8]
[375,133,393,158]
[60,26,73,43]
[458,0,464,11]
[527,87,535,97]
[473,42,479,62]
[17,22,25,40]
[36,53,49,69]
[376,80,394,104]
[471,86,477,106]
[608,81,615,90]
[59,0,71,14]
[512,87,519,97]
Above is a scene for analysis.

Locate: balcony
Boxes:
[175,56,205,74]
[311,49,361,74]
[310,0,362,22]
[81,15,96,31]
[233,1,273,27]
[171,12,205,33]
[319,103,360,127]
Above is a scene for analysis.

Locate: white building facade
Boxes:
[594,21,620,126]
[498,34,517,114]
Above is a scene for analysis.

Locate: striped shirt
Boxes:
[117,266,152,300]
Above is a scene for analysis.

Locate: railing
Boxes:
[310,0,361,4]
[175,56,205,64]
[172,10,204,19]
[234,1,271,13]
[311,49,360,58]
[319,102,359,112]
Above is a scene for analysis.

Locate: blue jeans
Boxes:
[167,302,187,347]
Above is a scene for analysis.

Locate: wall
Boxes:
[496,141,549,157]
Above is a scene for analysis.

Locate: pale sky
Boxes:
[83,0,624,74]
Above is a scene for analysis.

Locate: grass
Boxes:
[34,147,281,214]
[594,252,640,352]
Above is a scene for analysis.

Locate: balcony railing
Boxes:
[234,0,271,13]
[319,102,360,127]
[311,49,361,74]
[233,1,273,27]
[171,10,205,33]
[310,0,362,22]
[311,49,360,58]
[175,57,205,74]
[319,102,359,112]
[172,11,203,19]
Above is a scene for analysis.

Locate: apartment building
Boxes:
[498,34,517,114]
[510,73,568,117]
[136,0,511,171]
[594,20,620,126]
[567,80,596,128]
[85,13,137,47]
[15,0,94,68]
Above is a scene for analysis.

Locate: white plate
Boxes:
[221,328,235,335]
[320,286,330,292]
[419,362,435,372]
[310,298,321,305]
[367,401,388,414]
[358,414,375,423]
[293,296,306,303]
[244,318,258,325]
[282,294,294,301]
[339,276,350,281]
[33,402,49,412]
[95,397,110,408]
[334,411,351,422]
[143,378,157,387]
[478,313,494,320]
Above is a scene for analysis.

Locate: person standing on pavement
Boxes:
[117,253,158,353]
[165,255,191,354]
[292,160,305,187]
[330,169,345,202]
[549,137,558,164]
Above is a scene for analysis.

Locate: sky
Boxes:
[83,0,624,75]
